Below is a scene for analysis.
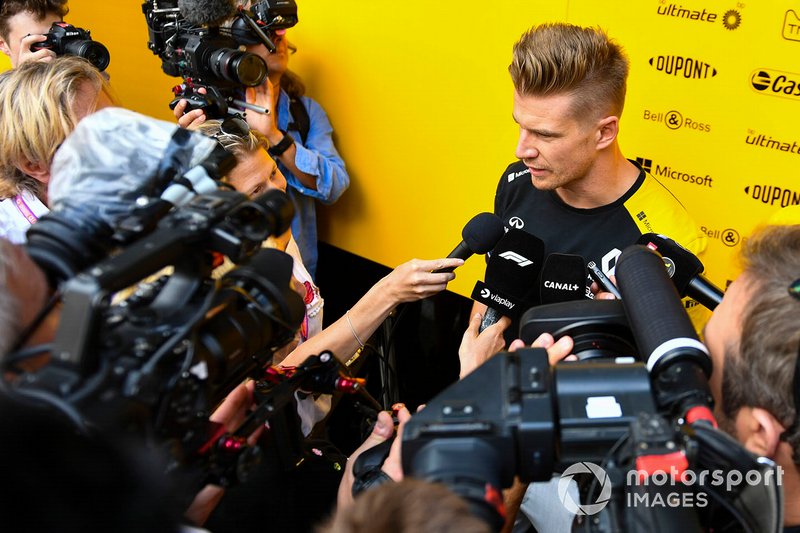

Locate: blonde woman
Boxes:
[0,55,114,243]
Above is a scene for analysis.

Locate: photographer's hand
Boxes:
[173,87,208,130]
[17,34,55,66]
[337,410,396,509]
[246,79,320,191]
[244,79,279,138]
[508,333,577,364]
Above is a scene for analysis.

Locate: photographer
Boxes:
[0,55,114,243]
[176,0,350,280]
[0,0,66,67]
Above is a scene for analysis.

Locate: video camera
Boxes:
[30,21,110,71]
[1,108,361,492]
[142,0,298,118]
[401,245,783,532]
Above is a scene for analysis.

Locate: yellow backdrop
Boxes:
[3,0,798,295]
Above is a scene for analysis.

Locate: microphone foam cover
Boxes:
[636,233,703,296]
[178,0,236,26]
[485,228,545,303]
[462,212,504,254]
[539,253,587,304]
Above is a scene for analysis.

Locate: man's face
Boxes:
[703,274,752,431]
[0,10,62,67]
[513,90,598,193]
[226,147,288,198]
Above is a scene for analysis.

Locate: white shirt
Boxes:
[0,190,49,244]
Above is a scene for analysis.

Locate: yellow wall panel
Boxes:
[3,0,797,296]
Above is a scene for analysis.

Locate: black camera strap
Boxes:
[287,96,310,145]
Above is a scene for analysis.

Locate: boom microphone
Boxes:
[539,253,586,304]
[616,245,714,418]
[177,0,236,27]
[636,233,723,310]
[433,212,504,273]
[471,229,544,332]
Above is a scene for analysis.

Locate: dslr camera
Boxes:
[30,21,110,71]
[142,0,298,118]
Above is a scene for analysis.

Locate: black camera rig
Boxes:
[1,110,363,493]
[142,0,298,118]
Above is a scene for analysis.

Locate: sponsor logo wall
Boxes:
[568,1,799,287]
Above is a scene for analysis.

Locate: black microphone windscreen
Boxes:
[471,229,544,322]
[636,233,702,296]
[485,229,545,303]
[178,0,236,26]
[462,212,504,255]
[539,253,586,304]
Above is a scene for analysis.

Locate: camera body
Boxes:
[30,22,110,71]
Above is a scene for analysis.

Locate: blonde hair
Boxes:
[0,56,113,199]
[195,118,270,162]
[509,23,629,120]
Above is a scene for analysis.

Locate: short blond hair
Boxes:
[509,23,629,120]
[195,118,270,162]
[0,56,113,199]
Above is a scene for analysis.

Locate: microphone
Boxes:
[636,233,723,310]
[471,229,544,332]
[433,212,504,273]
[177,0,236,27]
[539,253,587,304]
[616,244,714,418]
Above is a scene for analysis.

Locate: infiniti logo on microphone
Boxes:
[498,251,534,267]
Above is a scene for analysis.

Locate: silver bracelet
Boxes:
[345,309,365,348]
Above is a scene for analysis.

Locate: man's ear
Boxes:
[19,160,51,184]
[595,115,619,150]
[0,36,11,58]
[737,407,785,458]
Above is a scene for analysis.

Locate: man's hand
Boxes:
[337,405,411,509]
[508,332,577,364]
[458,312,511,378]
[245,78,280,139]
[16,34,55,66]
[172,86,208,130]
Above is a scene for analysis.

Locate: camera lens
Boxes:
[64,40,111,71]
[208,48,267,87]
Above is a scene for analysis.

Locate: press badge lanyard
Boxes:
[13,194,40,225]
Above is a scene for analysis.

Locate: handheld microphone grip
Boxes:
[479,307,501,333]
[616,245,714,416]
[689,276,724,311]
